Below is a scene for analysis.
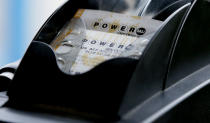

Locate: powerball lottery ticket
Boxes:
[51,9,162,74]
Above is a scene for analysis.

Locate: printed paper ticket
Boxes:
[51,9,162,74]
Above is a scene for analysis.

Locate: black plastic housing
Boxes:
[5,0,207,122]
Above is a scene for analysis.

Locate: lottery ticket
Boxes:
[50,9,162,74]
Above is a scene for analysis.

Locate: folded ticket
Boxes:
[51,9,162,74]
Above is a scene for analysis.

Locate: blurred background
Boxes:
[0,0,67,67]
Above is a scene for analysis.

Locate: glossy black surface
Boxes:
[1,0,210,123]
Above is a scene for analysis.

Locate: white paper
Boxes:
[51,9,162,74]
